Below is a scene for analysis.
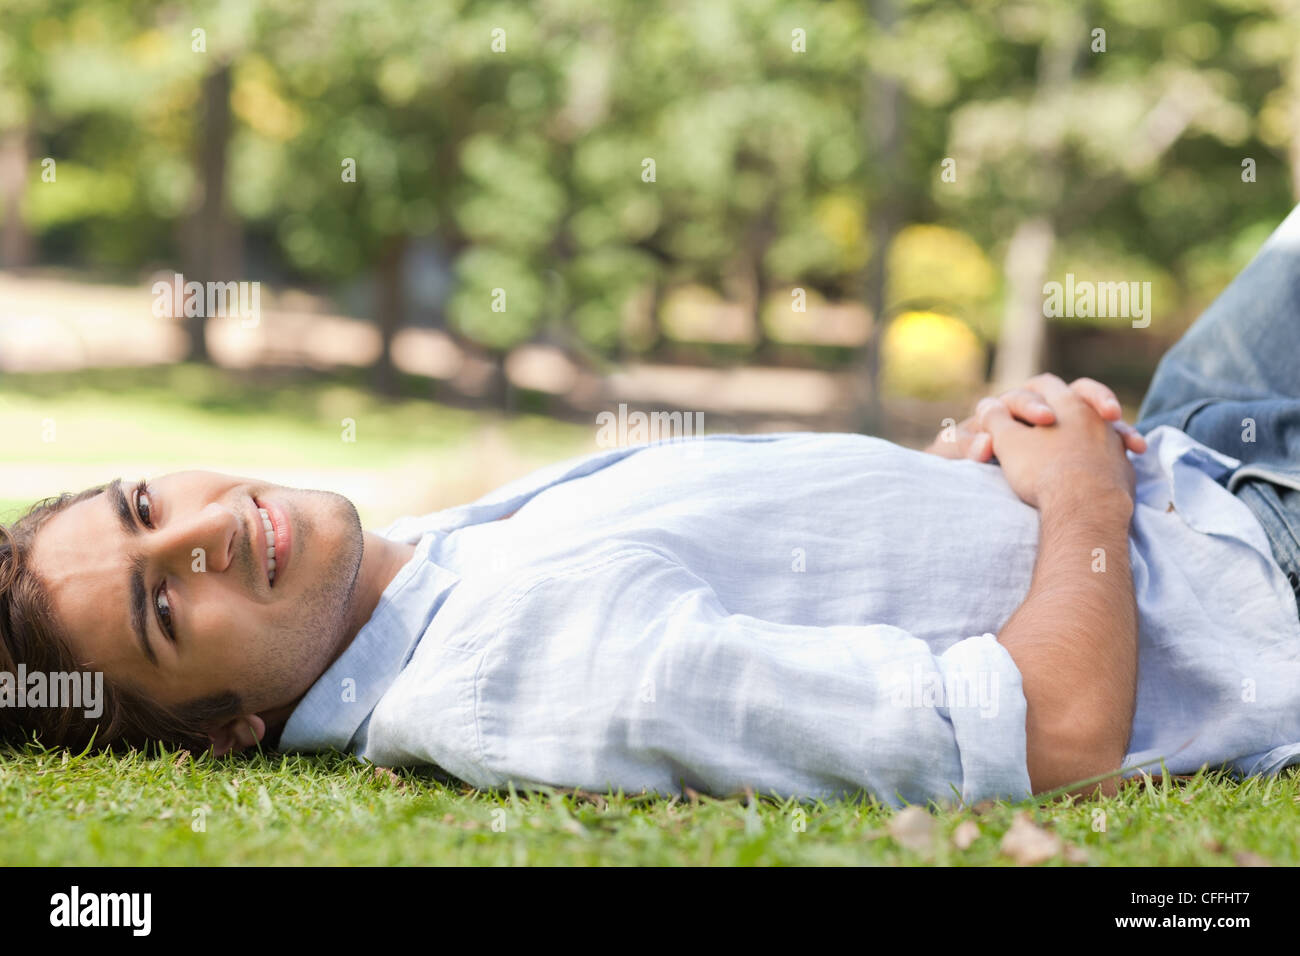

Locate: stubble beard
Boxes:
[250,489,365,714]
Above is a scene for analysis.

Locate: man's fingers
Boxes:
[975,396,1025,436]
[1062,375,1146,452]
[925,416,985,459]
[1069,376,1123,421]
[967,431,993,461]
[949,375,1147,464]
[1113,419,1148,454]
[1024,372,1071,402]
[997,387,1055,425]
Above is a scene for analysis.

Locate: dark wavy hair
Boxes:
[0,485,243,754]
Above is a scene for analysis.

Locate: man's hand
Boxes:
[924,375,1147,464]
[973,373,1137,510]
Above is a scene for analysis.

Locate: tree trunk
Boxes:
[989,16,1073,388]
[855,0,905,434]
[182,62,238,363]
[0,126,32,269]
[623,277,663,362]
[372,234,407,396]
[739,196,777,356]
[1289,48,1300,201]
[495,350,514,412]
[991,217,1055,388]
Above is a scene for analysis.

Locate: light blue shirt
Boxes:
[278,427,1300,807]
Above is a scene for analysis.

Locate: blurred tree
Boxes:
[0,0,58,268]
[6,0,1300,423]
[251,0,573,397]
[575,0,868,363]
[939,0,1287,387]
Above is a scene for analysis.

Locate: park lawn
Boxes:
[0,363,595,526]
[0,363,591,468]
[1,743,1297,865]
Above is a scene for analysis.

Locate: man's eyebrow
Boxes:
[109,478,140,538]
[129,553,158,668]
[113,481,158,668]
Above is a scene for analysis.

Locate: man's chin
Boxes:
[264,488,367,698]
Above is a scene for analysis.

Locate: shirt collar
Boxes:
[276,532,460,753]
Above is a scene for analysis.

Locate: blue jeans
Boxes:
[1136,202,1300,612]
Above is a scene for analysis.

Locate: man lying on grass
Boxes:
[6,205,1300,808]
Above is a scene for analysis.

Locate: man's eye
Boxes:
[156,585,175,641]
[134,482,154,528]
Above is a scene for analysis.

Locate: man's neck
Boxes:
[338,530,418,658]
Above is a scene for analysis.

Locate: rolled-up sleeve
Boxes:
[474,546,1033,810]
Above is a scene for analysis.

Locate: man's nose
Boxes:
[154,502,240,574]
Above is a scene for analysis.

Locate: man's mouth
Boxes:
[257,506,277,585]
[253,496,291,588]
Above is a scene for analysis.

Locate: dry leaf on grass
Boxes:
[1233,850,1271,867]
[372,766,405,789]
[951,820,981,850]
[999,811,1062,865]
[552,786,608,811]
[1063,843,1090,864]
[888,806,937,852]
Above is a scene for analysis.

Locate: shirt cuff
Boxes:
[936,632,1034,806]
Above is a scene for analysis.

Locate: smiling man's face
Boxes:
[27,470,368,748]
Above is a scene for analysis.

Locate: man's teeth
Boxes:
[258,506,277,584]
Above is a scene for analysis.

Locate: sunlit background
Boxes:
[2,0,1298,526]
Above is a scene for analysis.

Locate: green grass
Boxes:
[1,743,1296,865]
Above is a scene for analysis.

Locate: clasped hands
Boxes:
[923,373,1143,510]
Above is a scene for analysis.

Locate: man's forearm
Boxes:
[997,483,1138,797]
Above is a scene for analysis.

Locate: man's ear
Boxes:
[207,714,267,757]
